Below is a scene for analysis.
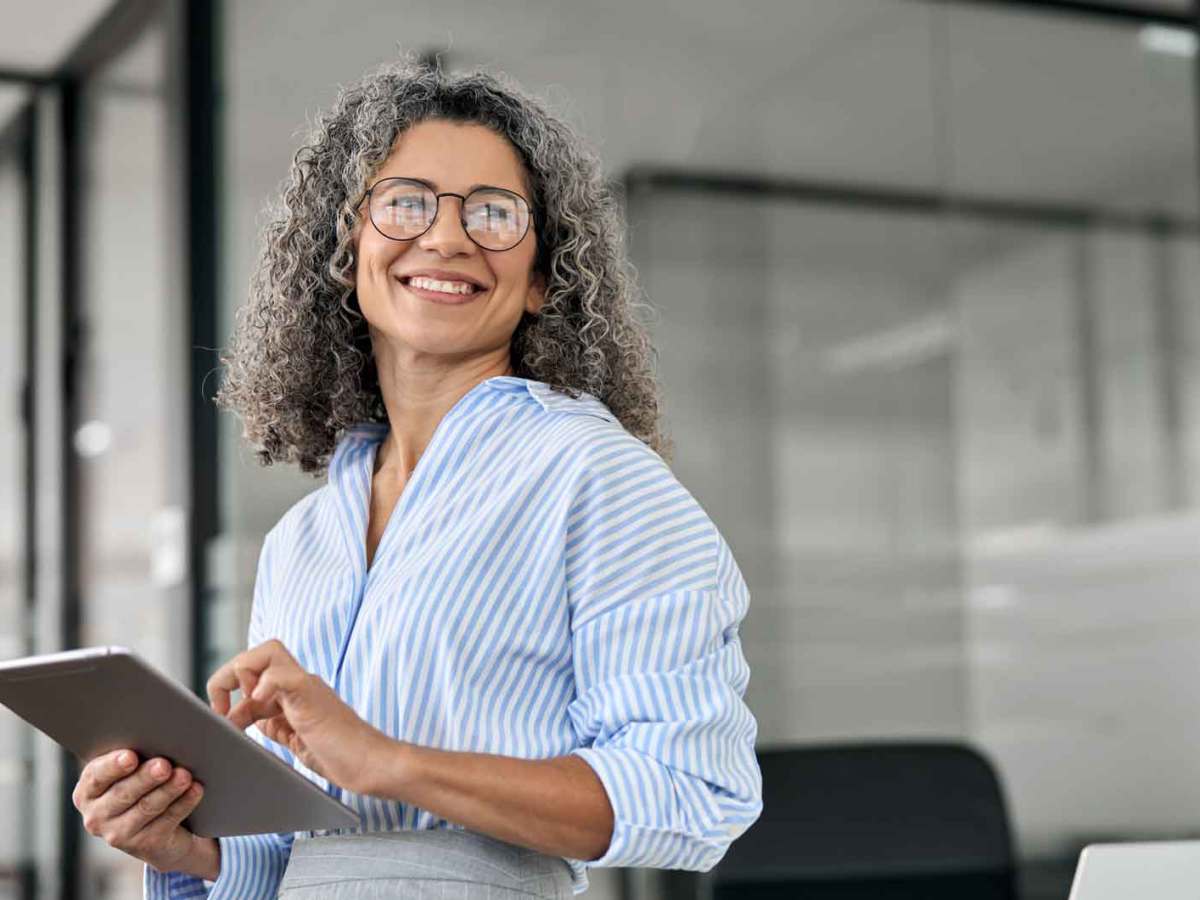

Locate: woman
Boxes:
[72,57,762,898]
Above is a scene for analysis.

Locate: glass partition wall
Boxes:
[214,1,1199,898]
[626,4,1199,897]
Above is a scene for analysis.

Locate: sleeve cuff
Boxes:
[143,834,292,900]
[207,833,293,899]
[567,746,731,872]
[143,866,209,899]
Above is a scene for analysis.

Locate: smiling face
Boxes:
[351,118,545,369]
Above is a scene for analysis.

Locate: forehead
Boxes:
[375,119,530,196]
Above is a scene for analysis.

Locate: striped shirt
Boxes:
[144,374,762,898]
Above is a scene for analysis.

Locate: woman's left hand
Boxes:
[207,639,393,795]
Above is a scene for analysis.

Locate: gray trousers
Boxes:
[276,827,577,899]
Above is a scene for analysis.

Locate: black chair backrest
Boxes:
[674,741,1017,900]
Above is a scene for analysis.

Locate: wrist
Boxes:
[359,734,415,800]
[179,835,220,882]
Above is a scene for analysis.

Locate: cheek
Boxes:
[492,253,537,295]
[356,239,405,287]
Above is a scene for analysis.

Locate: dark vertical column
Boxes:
[18,100,40,900]
[185,0,221,694]
[58,77,83,900]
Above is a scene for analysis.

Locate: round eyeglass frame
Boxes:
[363,176,534,252]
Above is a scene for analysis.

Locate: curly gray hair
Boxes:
[216,54,670,475]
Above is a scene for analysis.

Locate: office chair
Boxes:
[662,741,1017,900]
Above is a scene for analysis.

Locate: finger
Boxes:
[207,657,250,716]
[257,714,294,747]
[227,695,281,731]
[206,641,293,715]
[160,780,205,832]
[254,715,278,743]
[229,667,307,730]
[259,665,311,699]
[270,714,294,744]
[206,663,235,716]
[122,780,205,853]
[90,757,176,822]
[105,766,195,844]
[226,673,284,730]
[234,665,260,706]
[78,749,139,803]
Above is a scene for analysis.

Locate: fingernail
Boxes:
[153,760,169,777]
[119,752,134,768]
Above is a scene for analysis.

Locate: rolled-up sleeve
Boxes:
[562,433,763,872]
[144,534,297,899]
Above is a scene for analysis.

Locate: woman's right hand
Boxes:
[71,748,214,877]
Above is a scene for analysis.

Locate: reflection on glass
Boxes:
[631,191,965,743]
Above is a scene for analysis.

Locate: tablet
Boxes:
[0,645,360,838]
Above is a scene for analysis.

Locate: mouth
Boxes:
[396,274,487,305]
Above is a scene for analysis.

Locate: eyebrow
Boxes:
[407,176,523,197]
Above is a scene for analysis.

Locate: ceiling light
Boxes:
[823,313,954,375]
[1139,25,1197,59]
[74,420,112,458]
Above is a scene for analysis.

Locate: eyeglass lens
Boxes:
[369,179,530,251]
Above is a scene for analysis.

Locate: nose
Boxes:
[415,195,475,257]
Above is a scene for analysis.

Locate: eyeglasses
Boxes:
[363,177,533,252]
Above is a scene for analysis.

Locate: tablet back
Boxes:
[0,646,360,838]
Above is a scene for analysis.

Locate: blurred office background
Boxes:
[1,0,1198,897]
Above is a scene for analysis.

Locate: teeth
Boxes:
[408,276,477,295]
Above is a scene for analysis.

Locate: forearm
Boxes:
[362,739,614,862]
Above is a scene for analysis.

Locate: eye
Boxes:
[467,203,513,227]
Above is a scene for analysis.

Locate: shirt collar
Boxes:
[338,374,618,455]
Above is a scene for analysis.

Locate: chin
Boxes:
[384,324,484,358]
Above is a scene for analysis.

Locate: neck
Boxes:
[370,342,514,479]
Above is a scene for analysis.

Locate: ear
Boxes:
[525,271,547,316]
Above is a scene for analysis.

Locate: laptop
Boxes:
[1069,840,1200,900]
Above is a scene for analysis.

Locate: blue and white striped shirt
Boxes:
[145,374,762,898]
